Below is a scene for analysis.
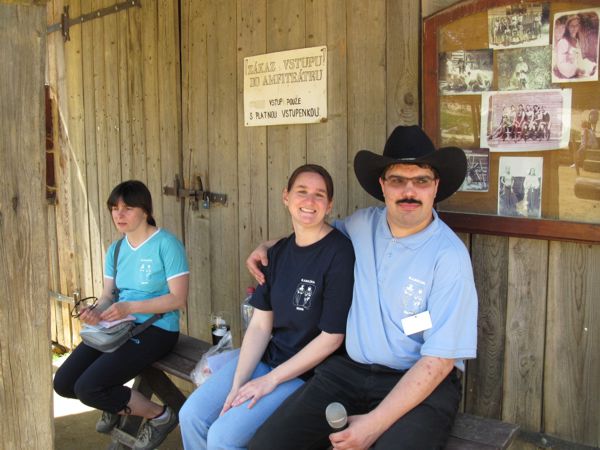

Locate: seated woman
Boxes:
[179,164,355,450]
[555,14,597,79]
[54,180,189,450]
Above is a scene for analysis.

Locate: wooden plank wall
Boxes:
[47,0,183,347]
[180,0,421,344]
[424,1,600,449]
[0,2,54,448]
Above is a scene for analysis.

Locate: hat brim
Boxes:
[354,146,467,203]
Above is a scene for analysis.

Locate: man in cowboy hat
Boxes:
[246,125,478,450]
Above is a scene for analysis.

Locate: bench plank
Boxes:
[447,413,519,450]
[152,334,212,382]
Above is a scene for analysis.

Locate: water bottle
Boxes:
[241,286,255,333]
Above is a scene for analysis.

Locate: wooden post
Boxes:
[0,2,52,449]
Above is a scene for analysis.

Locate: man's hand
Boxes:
[329,413,384,450]
[245,244,269,284]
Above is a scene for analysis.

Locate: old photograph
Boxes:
[498,156,543,218]
[438,50,493,95]
[488,3,550,49]
[497,46,553,90]
[480,89,572,151]
[552,8,600,83]
[459,149,489,192]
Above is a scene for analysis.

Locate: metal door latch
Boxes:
[163,175,227,210]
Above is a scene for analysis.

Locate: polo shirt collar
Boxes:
[379,208,440,249]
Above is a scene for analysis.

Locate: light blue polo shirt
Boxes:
[334,207,477,371]
[105,228,189,332]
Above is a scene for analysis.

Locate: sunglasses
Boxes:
[70,296,99,319]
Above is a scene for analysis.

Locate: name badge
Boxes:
[401,311,432,335]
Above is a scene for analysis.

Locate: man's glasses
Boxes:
[382,175,437,189]
[70,296,98,318]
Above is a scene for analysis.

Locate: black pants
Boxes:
[53,326,178,413]
[249,354,461,450]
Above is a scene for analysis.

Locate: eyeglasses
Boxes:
[382,175,437,189]
[70,296,98,318]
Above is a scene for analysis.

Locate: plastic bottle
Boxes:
[241,286,255,334]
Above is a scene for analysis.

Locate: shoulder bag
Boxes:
[80,238,162,352]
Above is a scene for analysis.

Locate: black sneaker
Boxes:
[133,406,178,450]
[96,410,120,434]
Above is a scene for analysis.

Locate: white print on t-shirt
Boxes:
[139,259,153,285]
[293,279,316,311]
[401,276,426,315]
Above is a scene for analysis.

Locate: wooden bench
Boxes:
[108,334,518,449]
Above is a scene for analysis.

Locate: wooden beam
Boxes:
[0,2,53,448]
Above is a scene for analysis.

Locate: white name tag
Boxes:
[401,311,433,335]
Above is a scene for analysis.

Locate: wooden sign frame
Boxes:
[423,0,600,243]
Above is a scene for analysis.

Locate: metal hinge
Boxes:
[163,175,228,210]
[47,0,141,42]
[49,290,79,305]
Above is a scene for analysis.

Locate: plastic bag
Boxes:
[190,331,239,386]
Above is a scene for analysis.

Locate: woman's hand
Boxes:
[219,388,240,416]
[78,307,103,325]
[99,302,132,322]
[231,373,277,409]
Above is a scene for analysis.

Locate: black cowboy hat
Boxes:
[354,125,467,203]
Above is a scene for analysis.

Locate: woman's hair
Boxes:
[287,164,334,200]
[107,180,156,226]
[563,15,581,43]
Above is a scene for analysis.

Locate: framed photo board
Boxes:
[423,0,600,243]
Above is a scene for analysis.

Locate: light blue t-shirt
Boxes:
[105,228,189,332]
[334,207,477,371]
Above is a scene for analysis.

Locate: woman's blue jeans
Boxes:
[179,354,304,450]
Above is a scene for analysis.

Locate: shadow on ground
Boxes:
[53,354,184,450]
[54,409,184,450]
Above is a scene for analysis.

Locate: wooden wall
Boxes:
[1,2,53,449]
[45,0,599,448]
[47,0,184,347]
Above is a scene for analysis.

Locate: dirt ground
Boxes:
[53,355,184,450]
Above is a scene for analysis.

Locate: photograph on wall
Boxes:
[498,156,543,218]
[480,89,572,151]
[552,9,600,83]
[438,50,493,95]
[496,46,553,90]
[459,148,489,192]
[488,3,550,49]
[439,97,480,148]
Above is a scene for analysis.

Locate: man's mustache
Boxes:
[396,198,422,205]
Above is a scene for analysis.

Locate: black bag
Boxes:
[80,238,162,352]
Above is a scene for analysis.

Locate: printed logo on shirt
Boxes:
[293,278,316,311]
[401,276,426,315]
[139,259,153,285]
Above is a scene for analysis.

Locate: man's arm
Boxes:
[329,356,455,450]
[245,239,279,284]
[246,217,349,284]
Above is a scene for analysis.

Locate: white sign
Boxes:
[244,46,327,127]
